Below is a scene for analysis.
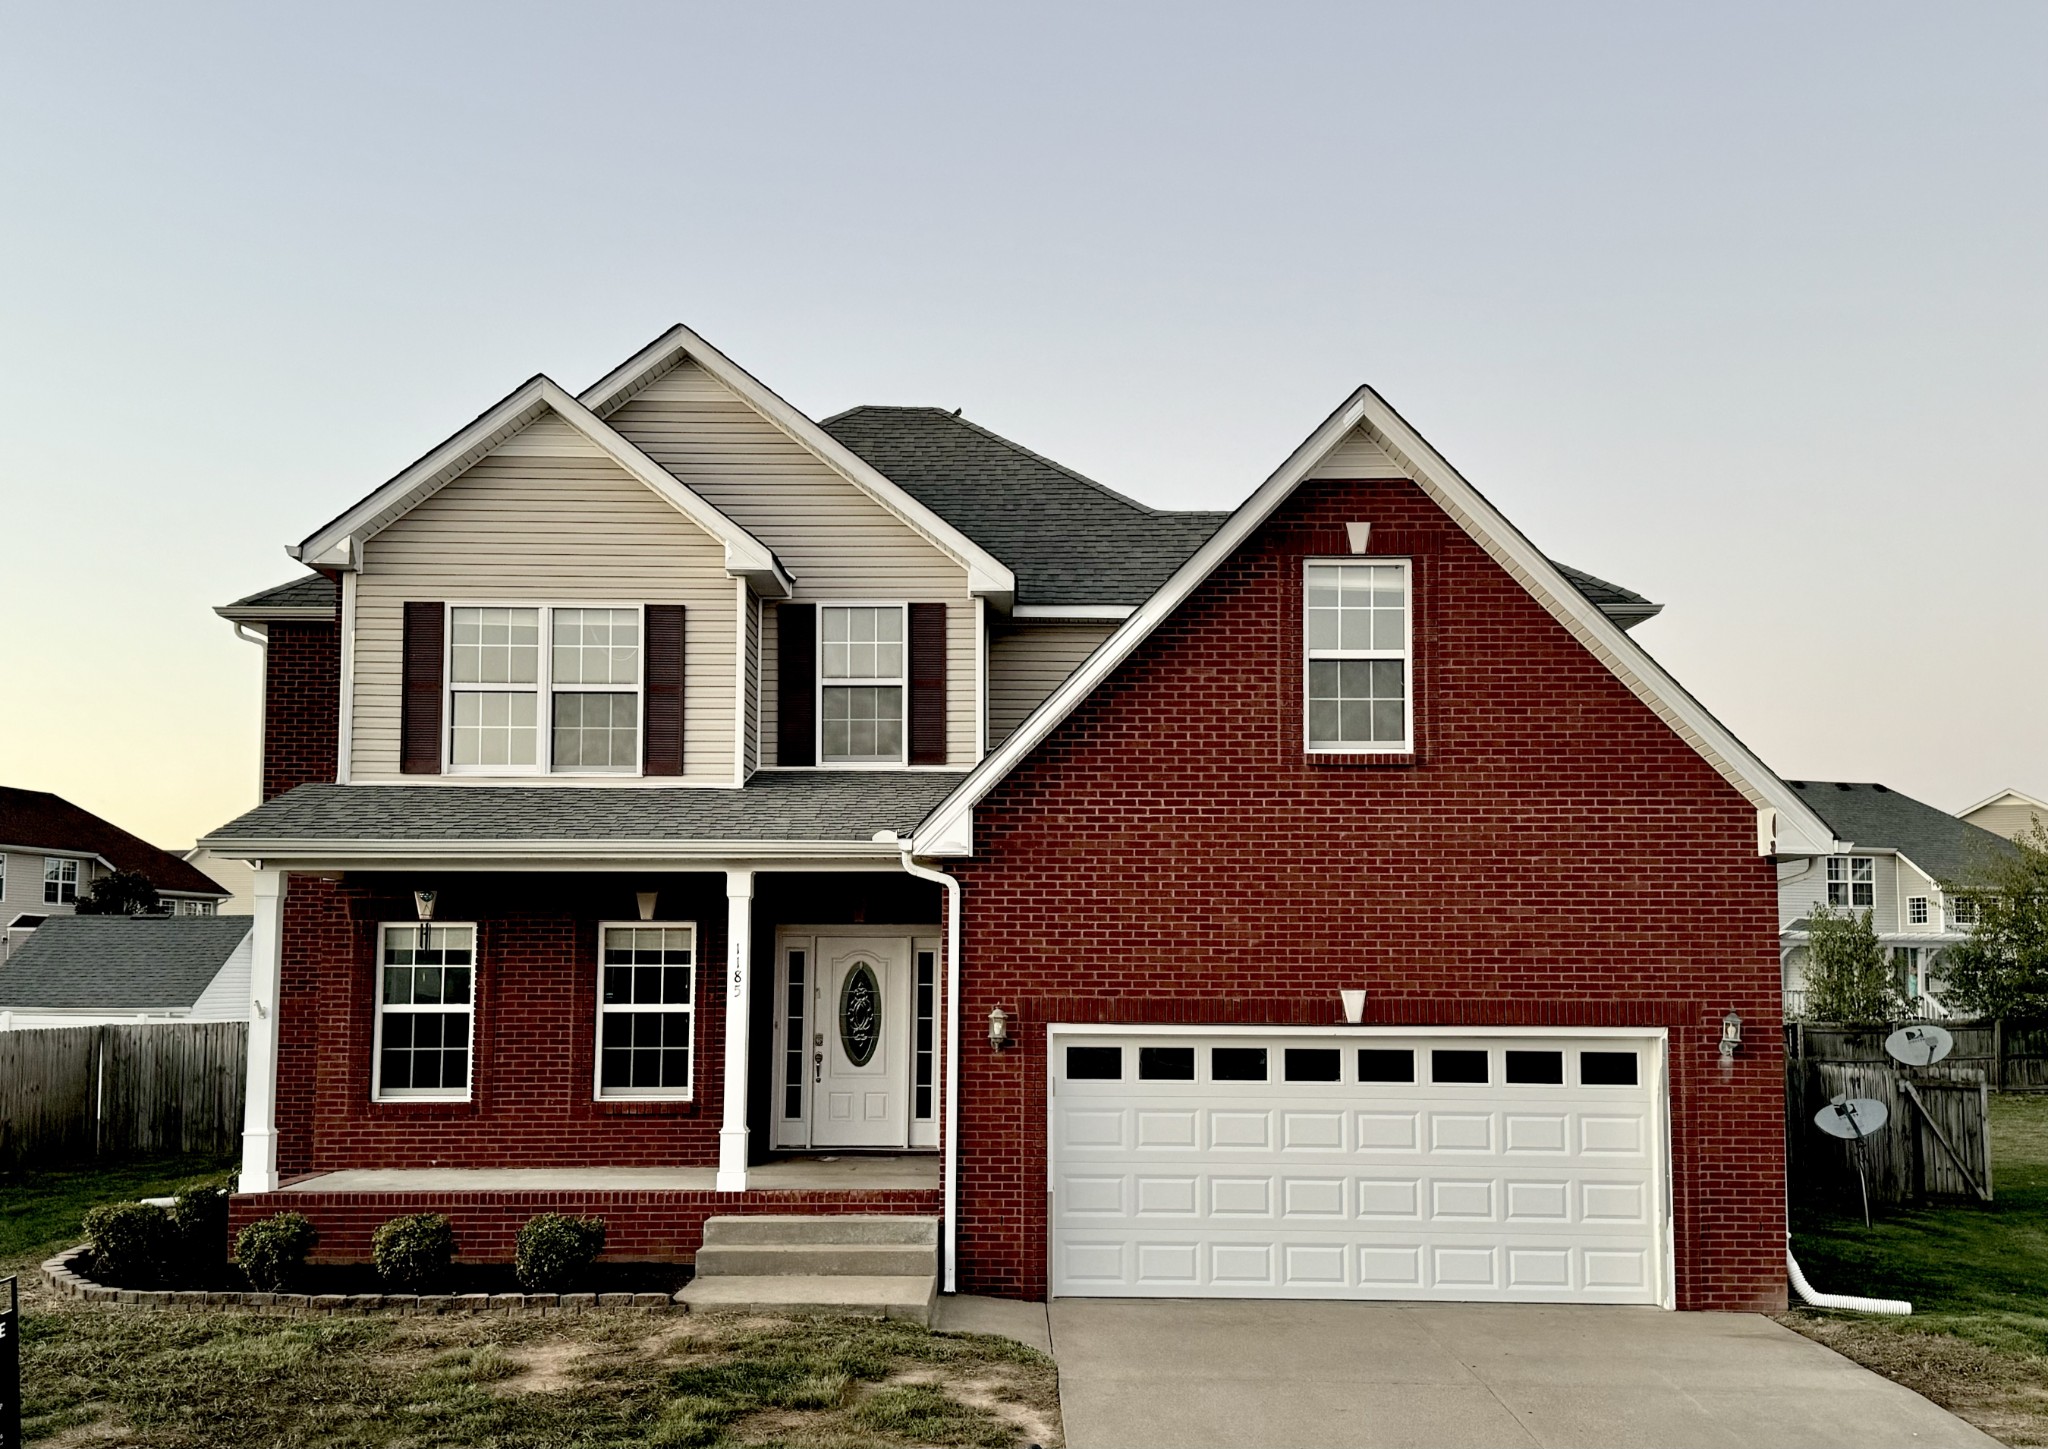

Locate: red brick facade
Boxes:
[947,475,1787,1310]
[262,614,340,801]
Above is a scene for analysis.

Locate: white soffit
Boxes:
[580,323,1017,602]
[914,386,1841,859]
[292,377,791,595]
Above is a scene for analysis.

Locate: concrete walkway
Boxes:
[1048,1300,2000,1449]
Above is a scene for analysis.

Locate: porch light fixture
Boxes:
[413,890,438,949]
[987,1006,1009,1051]
[1721,1011,1743,1059]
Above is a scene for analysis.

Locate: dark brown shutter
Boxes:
[908,602,947,766]
[400,602,445,775]
[776,603,816,767]
[642,604,686,776]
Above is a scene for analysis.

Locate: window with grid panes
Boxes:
[820,606,905,763]
[597,924,695,1098]
[1305,561,1411,752]
[447,606,640,773]
[1826,856,1875,908]
[375,924,476,1098]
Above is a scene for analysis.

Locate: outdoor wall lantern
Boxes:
[1721,1010,1743,1059]
[987,1006,1010,1051]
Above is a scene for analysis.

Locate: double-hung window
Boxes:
[820,605,905,764]
[448,605,640,773]
[43,857,78,905]
[1305,561,1411,753]
[374,924,476,1099]
[596,923,696,1099]
[1908,896,1929,926]
[1826,856,1874,908]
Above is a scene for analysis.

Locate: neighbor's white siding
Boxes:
[1307,425,1410,479]
[987,625,1117,746]
[608,362,978,767]
[350,411,738,782]
[189,933,254,1022]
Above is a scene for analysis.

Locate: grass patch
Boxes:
[1786,1091,2048,1445]
[0,1153,233,1268]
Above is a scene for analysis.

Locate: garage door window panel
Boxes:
[1504,1050,1564,1085]
[1140,1046,1195,1081]
[1432,1049,1490,1084]
[1580,1051,1640,1087]
[1211,1047,1268,1082]
[1359,1048,1416,1082]
[1066,1045,1123,1080]
[1285,1048,1341,1082]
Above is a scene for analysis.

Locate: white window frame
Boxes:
[1826,856,1875,909]
[1951,894,1979,927]
[593,920,698,1102]
[444,602,646,777]
[1303,558,1414,756]
[43,856,79,906]
[816,601,909,769]
[371,921,478,1102]
[1907,895,1929,926]
[0,854,7,902]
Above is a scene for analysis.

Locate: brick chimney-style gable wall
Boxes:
[950,473,1787,1310]
[263,612,341,801]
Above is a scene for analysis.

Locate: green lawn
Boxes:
[0,1153,233,1269]
[1787,1092,2048,1444]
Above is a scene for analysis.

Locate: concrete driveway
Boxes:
[1046,1300,1999,1449]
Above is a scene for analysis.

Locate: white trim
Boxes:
[1958,788,2048,819]
[336,568,357,784]
[913,387,1841,859]
[1008,605,1137,622]
[974,597,988,761]
[592,920,699,1102]
[294,376,791,596]
[579,324,1015,601]
[1303,556,1413,756]
[1048,1022,1671,1039]
[193,843,910,871]
[733,577,749,788]
[237,868,284,1193]
[370,921,479,1102]
[717,870,754,1191]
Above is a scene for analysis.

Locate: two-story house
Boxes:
[1778,780,2018,1019]
[0,787,229,961]
[203,324,1842,1312]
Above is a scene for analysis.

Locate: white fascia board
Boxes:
[914,385,1842,859]
[293,376,791,597]
[214,605,332,624]
[1958,788,2048,818]
[190,836,905,864]
[579,324,1017,602]
[1008,605,1137,621]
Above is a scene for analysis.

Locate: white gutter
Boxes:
[895,838,960,1295]
[1788,1238,1910,1315]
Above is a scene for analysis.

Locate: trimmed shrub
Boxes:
[514,1213,607,1292]
[170,1181,232,1271]
[81,1201,178,1288]
[372,1213,457,1292]
[234,1211,317,1292]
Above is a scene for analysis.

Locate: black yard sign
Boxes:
[0,1276,18,1449]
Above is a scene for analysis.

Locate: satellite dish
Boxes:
[1815,1097,1889,1140]
[1885,1023,1954,1067]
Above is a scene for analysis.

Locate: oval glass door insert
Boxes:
[839,961,881,1067]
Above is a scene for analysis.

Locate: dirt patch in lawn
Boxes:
[890,1365,1062,1447]
[1780,1313,2048,1447]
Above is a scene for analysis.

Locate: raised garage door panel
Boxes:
[1049,1031,1667,1304]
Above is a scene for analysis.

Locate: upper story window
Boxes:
[1951,895,1980,927]
[170,899,217,917]
[1908,896,1929,926]
[448,605,640,774]
[1826,856,1875,908]
[43,857,78,905]
[1304,561,1411,754]
[820,605,905,764]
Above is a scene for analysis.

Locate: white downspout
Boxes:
[897,842,960,1294]
[1787,1237,1910,1315]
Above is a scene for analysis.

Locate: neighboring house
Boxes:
[1957,788,2048,843]
[0,915,253,1029]
[201,322,1840,1313]
[0,788,231,962]
[1778,781,2019,1020]
[181,847,255,915]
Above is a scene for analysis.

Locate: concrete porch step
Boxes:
[702,1215,939,1247]
[676,1273,937,1323]
[695,1241,936,1279]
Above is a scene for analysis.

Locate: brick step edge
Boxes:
[39,1246,680,1315]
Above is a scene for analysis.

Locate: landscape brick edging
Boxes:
[38,1247,679,1314]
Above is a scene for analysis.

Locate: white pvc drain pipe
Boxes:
[1788,1239,1911,1316]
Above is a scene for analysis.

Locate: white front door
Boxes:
[812,936,911,1148]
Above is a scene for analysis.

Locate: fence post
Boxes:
[1994,1018,2007,1090]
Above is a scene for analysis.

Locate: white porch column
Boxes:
[717,867,755,1192]
[238,866,285,1193]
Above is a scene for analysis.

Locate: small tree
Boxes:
[74,869,162,916]
[1941,822,2048,1019]
[1802,903,1900,1024]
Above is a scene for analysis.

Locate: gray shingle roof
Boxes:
[0,915,250,1011]
[218,573,338,619]
[201,774,964,850]
[1787,781,2020,884]
[1550,563,1661,629]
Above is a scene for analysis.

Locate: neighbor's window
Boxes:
[1908,896,1929,926]
[43,857,78,905]
[1951,896,1979,927]
[1826,856,1875,908]
[596,924,695,1099]
[374,924,476,1099]
[820,606,905,764]
[169,899,217,917]
[1305,561,1411,752]
[449,605,640,773]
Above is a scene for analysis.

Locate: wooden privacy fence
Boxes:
[0,1022,246,1169]
[1786,1020,2048,1090]
[1785,1054,1992,1206]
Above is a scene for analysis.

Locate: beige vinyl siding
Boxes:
[1961,798,2048,841]
[609,362,978,767]
[1307,425,1410,478]
[351,411,737,782]
[987,624,1117,747]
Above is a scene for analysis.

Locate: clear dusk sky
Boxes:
[1,3,2043,851]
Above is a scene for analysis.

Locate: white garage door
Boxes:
[1048,1028,1668,1304]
